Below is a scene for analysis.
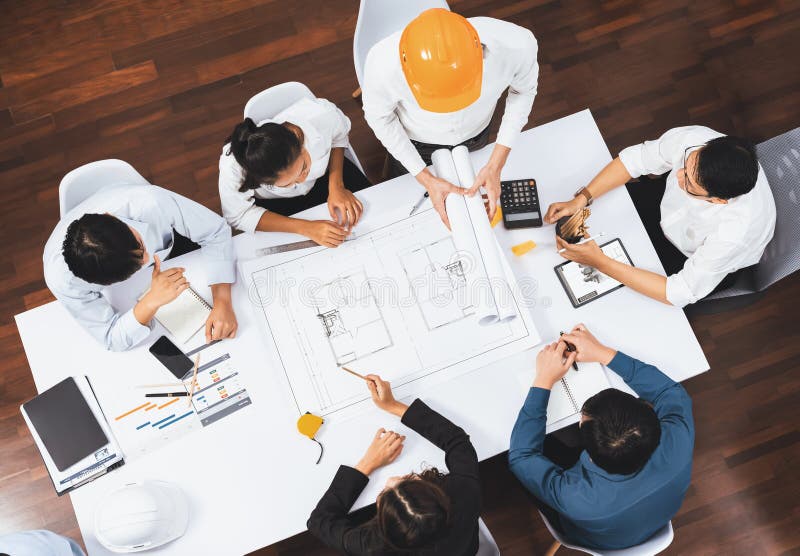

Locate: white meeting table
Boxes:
[15,109,708,555]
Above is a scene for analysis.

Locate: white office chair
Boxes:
[539,512,674,556]
[58,159,150,217]
[476,517,501,556]
[352,0,450,97]
[243,81,365,174]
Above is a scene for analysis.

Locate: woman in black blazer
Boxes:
[307,375,481,555]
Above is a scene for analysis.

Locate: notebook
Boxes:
[152,287,212,344]
[518,361,611,425]
[21,376,124,495]
[554,238,633,308]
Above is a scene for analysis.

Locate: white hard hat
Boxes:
[94,481,189,553]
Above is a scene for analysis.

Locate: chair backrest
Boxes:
[242,82,366,174]
[476,517,500,556]
[538,512,674,556]
[352,0,450,89]
[752,127,800,290]
[59,159,150,217]
[243,81,316,123]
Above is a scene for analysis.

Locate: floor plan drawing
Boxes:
[312,269,393,365]
[398,237,475,330]
[242,207,541,421]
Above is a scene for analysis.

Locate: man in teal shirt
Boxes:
[509,324,694,550]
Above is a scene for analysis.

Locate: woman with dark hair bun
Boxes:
[308,375,481,555]
[218,96,372,247]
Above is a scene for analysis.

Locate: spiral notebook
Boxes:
[152,287,212,344]
[518,362,611,425]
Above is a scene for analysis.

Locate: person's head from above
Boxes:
[226,117,311,192]
[375,468,452,550]
[678,135,759,204]
[579,388,661,475]
[62,213,147,285]
[400,8,483,113]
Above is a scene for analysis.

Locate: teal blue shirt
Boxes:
[509,352,694,550]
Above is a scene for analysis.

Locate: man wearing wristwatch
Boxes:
[545,126,776,307]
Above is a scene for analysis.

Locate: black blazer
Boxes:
[307,399,481,555]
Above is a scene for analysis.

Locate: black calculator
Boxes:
[500,179,542,229]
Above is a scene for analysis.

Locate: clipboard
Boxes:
[554,238,634,308]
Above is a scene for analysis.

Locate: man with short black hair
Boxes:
[44,184,238,351]
[545,126,776,306]
[509,324,694,550]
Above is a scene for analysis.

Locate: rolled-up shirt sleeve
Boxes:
[362,46,427,177]
[49,283,152,352]
[618,126,699,178]
[666,234,750,307]
[495,30,539,149]
[155,187,236,285]
[217,152,266,234]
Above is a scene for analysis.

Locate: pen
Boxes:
[559,331,579,371]
[557,232,605,253]
[409,191,430,216]
[145,392,188,397]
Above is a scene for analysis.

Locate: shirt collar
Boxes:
[579,451,639,482]
[116,216,160,266]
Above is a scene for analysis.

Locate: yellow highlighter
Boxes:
[511,240,537,256]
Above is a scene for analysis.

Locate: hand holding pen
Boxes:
[559,330,580,371]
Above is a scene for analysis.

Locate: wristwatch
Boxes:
[575,186,593,206]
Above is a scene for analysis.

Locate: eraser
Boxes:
[511,240,537,256]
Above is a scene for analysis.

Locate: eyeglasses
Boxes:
[680,144,711,199]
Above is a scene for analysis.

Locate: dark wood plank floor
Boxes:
[1,1,799,554]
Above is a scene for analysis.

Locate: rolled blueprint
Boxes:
[452,146,517,323]
[431,148,517,325]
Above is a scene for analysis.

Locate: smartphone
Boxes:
[149,336,194,380]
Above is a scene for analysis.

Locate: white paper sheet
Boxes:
[242,207,540,422]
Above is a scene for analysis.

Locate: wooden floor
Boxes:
[1,1,799,554]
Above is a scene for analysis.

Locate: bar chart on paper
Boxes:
[92,353,253,459]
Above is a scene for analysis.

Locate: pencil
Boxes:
[187,353,200,406]
[341,366,368,381]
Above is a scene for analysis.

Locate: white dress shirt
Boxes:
[43,184,236,351]
[619,125,776,307]
[362,17,539,176]
[218,97,352,232]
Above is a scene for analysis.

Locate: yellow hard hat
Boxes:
[399,8,483,113]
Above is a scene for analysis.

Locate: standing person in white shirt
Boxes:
[362,8,539,227]
[545,126,776,307]
[218,96,371,246]
[43,184,238,351]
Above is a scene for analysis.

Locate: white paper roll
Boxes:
[452,146,517,323]
[431,149,499,325]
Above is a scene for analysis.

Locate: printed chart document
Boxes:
[89,346,252,460]
[242,149,541,421]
